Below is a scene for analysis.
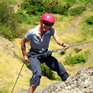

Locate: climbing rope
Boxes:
[11,63,24,93]
[54,41,93,52]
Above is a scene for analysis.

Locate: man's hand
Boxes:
[53,33,69,50]
[24,55,29,62]
[62,43,69,50]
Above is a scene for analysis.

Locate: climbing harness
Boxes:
[11,40,93,93]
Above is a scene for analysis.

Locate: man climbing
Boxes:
[21,13,69,93]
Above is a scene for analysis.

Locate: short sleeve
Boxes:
[25,29,34,40]
[50,28,56,36]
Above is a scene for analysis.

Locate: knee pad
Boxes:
[30,75,41,86]
[61,72,69,82]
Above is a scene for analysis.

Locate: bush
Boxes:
[21,0,93,16]
[0,1,13,24]
[0,25,14,40]
[41,63,56,80]
[16,13,40,25]
[0,0,16,5]
[68,6,86,16]
[80,15,93,38]
[15,13,27,23]
[0,1,22,40]
[0,1,22,25]
[64,50,90,65]
[21,0,71,15]
[86,16,93,25]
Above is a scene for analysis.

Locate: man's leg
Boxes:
[29,57,42,93]
[45,56,69,81]
[60,72,69,81]
[29,85,37,93]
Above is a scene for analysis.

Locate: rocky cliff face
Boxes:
[35,68,93,93]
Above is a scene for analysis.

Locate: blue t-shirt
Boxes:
[25,25,56,51]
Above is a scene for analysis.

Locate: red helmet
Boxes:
[40,13,55,26]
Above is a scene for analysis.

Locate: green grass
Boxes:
[64,49,90,66]
[0,0,93,91]
[68,6,86,16]
[0,25,14,40]
[73,0,92,5]
[86,16,93,25]
[90,7,93,11]
[0,0,17,4]
[53,14,73,31]
[16,13,40,25]
[79,14,93,40]
[0,88,9,93]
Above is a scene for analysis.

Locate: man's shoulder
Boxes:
[28,25,39,34]
[50,28,56,33]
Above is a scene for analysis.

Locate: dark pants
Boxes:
[27,51,69,86]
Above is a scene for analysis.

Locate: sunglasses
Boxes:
[43,20,54,26]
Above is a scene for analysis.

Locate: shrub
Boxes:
[64,50,90,65]
[15,13,27,23]
[0,0,16,5]
[21,0,71,15]
[0,1,12,24]
[41,63,56,80]
[0,1,22,25]
[0,1,22,40]
[86,16,93,25]
[0,25,14,40]
[68,6,86,16]
[80,15,93,38]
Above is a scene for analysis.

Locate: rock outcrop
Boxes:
[35,68,93,93]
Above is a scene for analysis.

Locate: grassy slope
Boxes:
[0,0,93,93]
[13,4,93,91]
[0,37,35,93]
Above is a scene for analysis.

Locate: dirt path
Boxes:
[62,7,90,34]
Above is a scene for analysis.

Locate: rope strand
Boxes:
[11,63,24,93]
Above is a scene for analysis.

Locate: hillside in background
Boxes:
[0,0,93,93]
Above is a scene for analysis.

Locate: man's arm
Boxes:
[21,37,29,61]
[53,33,69,49]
